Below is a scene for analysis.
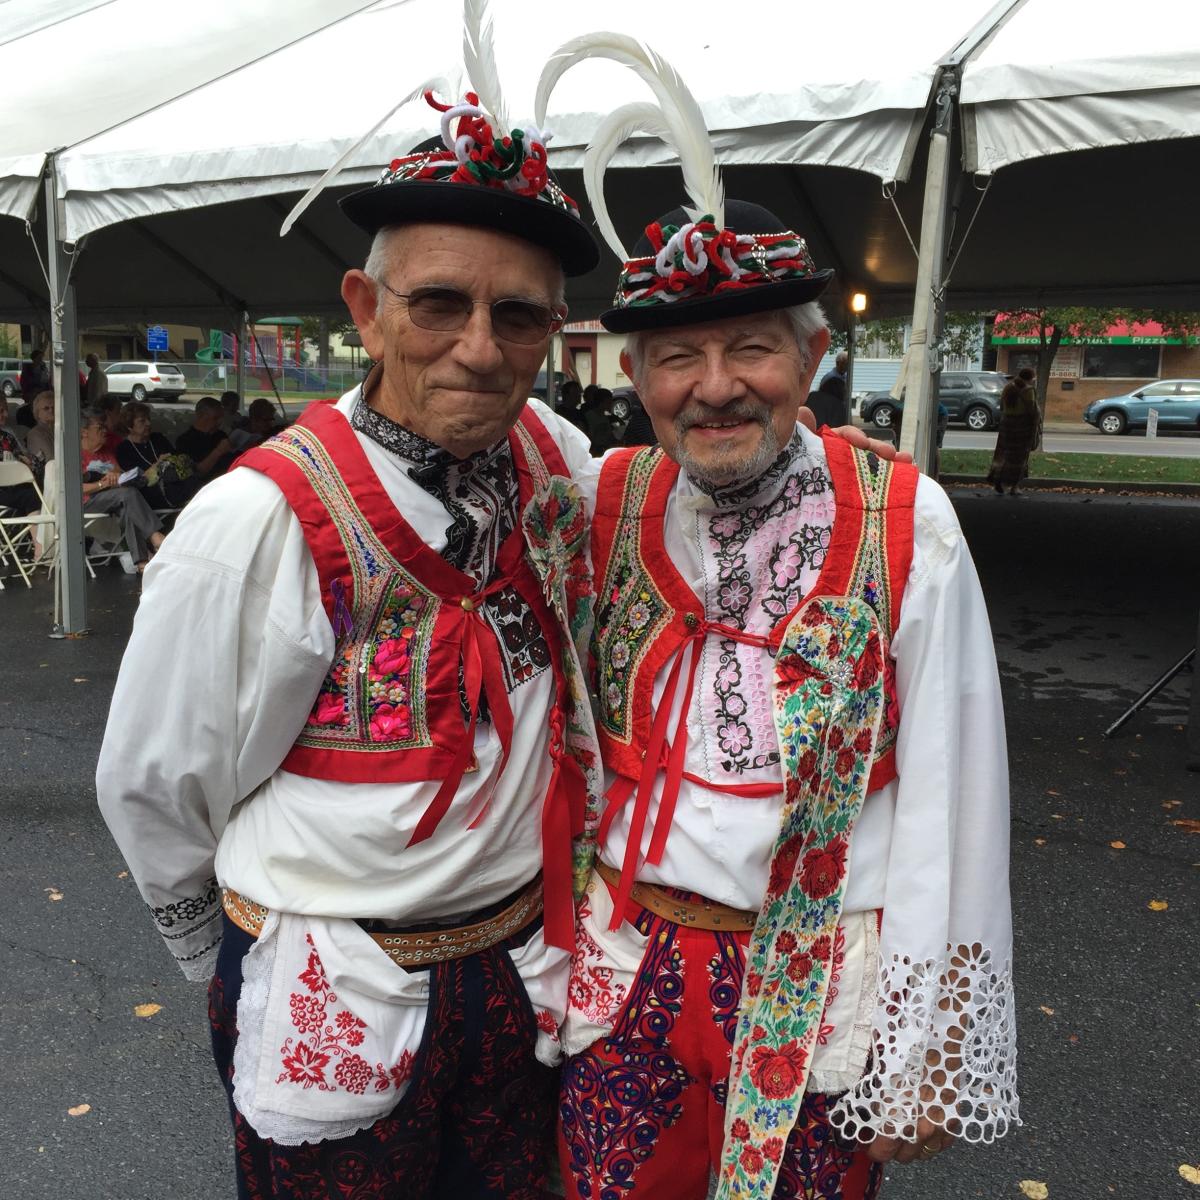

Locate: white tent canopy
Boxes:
[961,0,1200,172]
[0,0,387,223]
[51,0,988,243]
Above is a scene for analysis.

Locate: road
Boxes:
[1,492,1198,1200]
[944,428,1200,457]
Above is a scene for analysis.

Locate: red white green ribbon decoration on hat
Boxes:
[613,217,820,309]
[376,89,580,215]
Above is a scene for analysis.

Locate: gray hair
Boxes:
[363,226,566,316]
[623,301,828,384]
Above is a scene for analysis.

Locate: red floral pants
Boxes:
[558,897,882,1200]
[210,916,558,1200]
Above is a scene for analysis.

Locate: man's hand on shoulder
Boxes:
[797,408,915,465]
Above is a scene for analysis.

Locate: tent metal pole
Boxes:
[898,71,957,471]
[236,311,248,398]
[844,316,856,424]
[44,166,88,636]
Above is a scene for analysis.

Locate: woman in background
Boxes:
[987,367,1040,496]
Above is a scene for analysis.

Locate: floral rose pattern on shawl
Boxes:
[276,935,416,1099]
[716,596,886,1200]
[522,476,604,898]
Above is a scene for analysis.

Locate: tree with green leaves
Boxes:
[994,307,1200,444]
[830,313,987,364]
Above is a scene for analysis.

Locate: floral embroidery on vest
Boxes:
[693,437,834,778]
[592,449,676,739]
[352,395,551,701]
[260,426,441,753]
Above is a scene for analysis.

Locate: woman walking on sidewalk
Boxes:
[988,367,1040,495]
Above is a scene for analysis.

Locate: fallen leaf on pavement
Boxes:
[1067,1033,1079,1044]
[116,871,128,879]
[45,888,63,902]
[1110,841,1126,850]
[1148,900,1169,911]
[1038,1005,1055,1016]
[1050,814,1063,820]
[72,677,88,683]
[1033,838,1047,847]
[1179,1163,1200,1184]
[1163,800,1182,809]
[1046,789,1060,796]
[1018,1182,1049,1199]
[67,1104,91,1117]
[1172,819,1200,834]
[133,1003,162,1019]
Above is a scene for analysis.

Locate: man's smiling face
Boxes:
[624,310,829,487]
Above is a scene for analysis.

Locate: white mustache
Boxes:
[677,401,770,431]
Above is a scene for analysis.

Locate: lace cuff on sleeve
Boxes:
[147,876,224,982]
[830,943,1020,1144]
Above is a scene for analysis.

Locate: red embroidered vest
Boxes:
[590,433,918,797]
[237,402,586,947]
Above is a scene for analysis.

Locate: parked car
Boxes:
[858,371,1008,431]
[1082,379,1200,435]
[0,357,23,397]
[104,360,187,401]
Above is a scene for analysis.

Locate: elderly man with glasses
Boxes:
[96,78,613,1196]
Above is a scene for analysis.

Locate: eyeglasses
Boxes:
[378,283,565,345]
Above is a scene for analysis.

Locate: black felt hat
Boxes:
[340,122,599,277]
[600,200,833,333]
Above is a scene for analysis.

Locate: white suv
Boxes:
[104,361,187,401]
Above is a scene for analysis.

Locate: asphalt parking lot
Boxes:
[1,488,1197,1200]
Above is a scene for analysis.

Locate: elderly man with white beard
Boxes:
[548,43,1019,1200]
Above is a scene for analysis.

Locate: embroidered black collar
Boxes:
[688,428,809,508]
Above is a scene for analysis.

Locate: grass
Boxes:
[939,449,1200,486]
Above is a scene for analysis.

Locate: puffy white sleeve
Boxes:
[95,469,335,981]
[831,477,1020,1145]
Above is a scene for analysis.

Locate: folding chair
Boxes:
[0,460,58,588]
[39,460,128,580]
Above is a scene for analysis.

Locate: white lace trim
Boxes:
[829,943,1020,1145]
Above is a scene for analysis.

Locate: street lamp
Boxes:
[850,291,868,314]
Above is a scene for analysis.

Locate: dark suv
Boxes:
[858,371,1007,431]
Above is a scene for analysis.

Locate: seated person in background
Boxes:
[175,395,236,480]
[80,410,165,571]
[228,397,286,450]
[23,391,56,467]
[0,394,41,516]
[95,393,126,457]
[583,385,617,455]
[116,402,198,510]
[219,390,244,433]
[1,393,26,450]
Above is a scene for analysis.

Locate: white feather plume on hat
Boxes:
[534,32,724,260]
